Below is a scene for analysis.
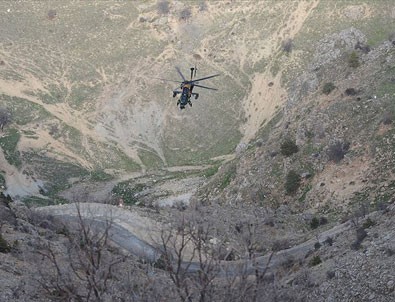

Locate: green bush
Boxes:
[309,255,322,266]
[362,218,375,229]
[280,138,299,157]
[285,170,301,195]
[327,141,350,163]
[310,217,320,229]
[322,82,336,95]
[0,233,10,253]
[310,216,328,229]
[348,51,360,68]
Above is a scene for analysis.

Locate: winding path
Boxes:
[37,202,355,276]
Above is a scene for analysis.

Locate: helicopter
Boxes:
[158,66,220,109]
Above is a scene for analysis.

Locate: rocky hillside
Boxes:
[200,2,395,221]
[0,0,318,202]
[1,1,395,301]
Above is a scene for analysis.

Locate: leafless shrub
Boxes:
[0,107,12,131]
[382,112,393,125]
[47,9,57,20]
[199,1,208,12]
[388,32,395,45]
[324,236,333,246]
[156,208,275,302]
[326,270,336,279]
[157,0,170,15]
[344,88,357,96]
[351,227,367,250]
[179,7,192,21]
[34,204,138,301]
[272,239,291,252]
[327,140,350,163]
[354,41,370,53]
[282,38,293,53]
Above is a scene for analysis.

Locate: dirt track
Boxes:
[37,202,355,276]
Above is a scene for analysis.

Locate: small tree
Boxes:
[280,138,299,157]
[285,170,301,195]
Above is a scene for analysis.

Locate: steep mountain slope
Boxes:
[1,1,395,301]
[0,1,319,200]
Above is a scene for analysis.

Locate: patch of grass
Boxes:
[377,81,395,98]
[35,83,68,104]
[298,184,312,203]
[23,153,90,196]
[0,128,22,168]
[200,164,220,178]
[22,196,56,207]
[138,149,164,170]
[219,162,237,190]
[68,84,102,111]
[348,51,360,68]
[285,170,301,195]
[0,94,50,125]
[89,170,113,182]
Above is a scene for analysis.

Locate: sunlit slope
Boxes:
[0,0,320,197]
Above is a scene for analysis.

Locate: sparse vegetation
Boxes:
[327,141,350,163]
[0,107,11,130]
[348,51,360,68]
[309,256,322,266]
[111,182,147,205]
[310,216,328,229]
[285,170,301,195]
[310,217,320,229]
[344,88,357,96]
[89,170,113,182]
[351,227,367,250]
[322,82,336,95]
[157,0,170,15]
[362,218,375,229]
[179,7,191,21]
[388,31,395,44]
[324,236,333,246]
[0,128,21,167]
[282,38,293,53]
[0,233,10,253]
[382,112,393,125]
[280,138,299,157]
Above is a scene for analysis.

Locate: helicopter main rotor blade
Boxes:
[175,66,187,81]
[192,73,220,83]
[154,77,183,84]
[194,84,218,91]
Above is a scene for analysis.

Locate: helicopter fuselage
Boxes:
[179,83,193,108]
[165,66,218,109]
